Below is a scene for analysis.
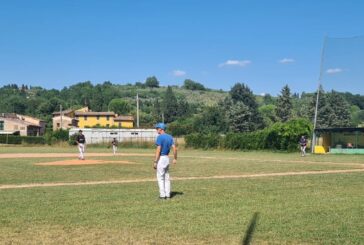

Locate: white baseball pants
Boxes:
[157,155,170,198]
[78,143,85,159]
[112,145,117,155]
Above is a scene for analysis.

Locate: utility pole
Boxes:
[60,104,63,130]
[136,93,140,128]
[312,35,327,153]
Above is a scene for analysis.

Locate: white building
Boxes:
[69,128,158,144]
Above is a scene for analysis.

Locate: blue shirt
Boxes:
[156,133,174,156]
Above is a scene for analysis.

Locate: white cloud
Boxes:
[279,58,295,64]
[172,70,186,77]
[326,68,343,74]
[219,59,251,68]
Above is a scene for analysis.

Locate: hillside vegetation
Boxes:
[1,78,364,134]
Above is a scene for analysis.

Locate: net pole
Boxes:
[312,35,328,153]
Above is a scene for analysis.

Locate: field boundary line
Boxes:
[1,168,363,190]
[184,156,364,167]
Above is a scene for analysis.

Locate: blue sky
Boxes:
[0,0,363,95]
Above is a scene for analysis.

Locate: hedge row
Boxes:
[185,119,312,151]
[0,135,46,145]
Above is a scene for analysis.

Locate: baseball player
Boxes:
[153,123,177,199]
[299,135,307,157]
[111,138,118,155]
[76,130,86,160]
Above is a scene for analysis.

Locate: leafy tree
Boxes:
[176,98,191,118]
[145,76,160,88]
[3,95,27,114]
[230,83,258,109]
[226,83,264,131]
[326,91,351,127]
[296,93,314,120]
[183,79,205,91]
[227,101,255,132]
[259,104,277,126]
[108,99,132,115]
[275,85,293,122]
[152,98,162,122]
[350,105,364,126]
[263,93,274,105]
[193,106,227,133]
[162,86,178,123]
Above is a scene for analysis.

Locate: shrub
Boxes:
[0,135,45,145]
[185,119,312,151]
[185,133,221,149]
[69,133,78,145]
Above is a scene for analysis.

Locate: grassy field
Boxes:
[0,146,363,244]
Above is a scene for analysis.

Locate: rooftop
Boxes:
[75,111,115,116]
[114,115,134,121]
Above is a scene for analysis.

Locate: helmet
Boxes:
[155,123,166,130]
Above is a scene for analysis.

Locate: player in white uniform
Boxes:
[153,123,177,199]
[111,138,118,155]
[76,130,86,160]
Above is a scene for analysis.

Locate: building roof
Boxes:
[52,115,79,121]
[114,115,134,121]
[0,113,17,118]
[52,109,74,116]
[315,127,364,133]
[17,114,46,122]
[75,111,115,116]
[0,117,41,127]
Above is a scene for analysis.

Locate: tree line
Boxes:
[0,78,363,134]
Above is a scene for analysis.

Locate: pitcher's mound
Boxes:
[35,159,137,166]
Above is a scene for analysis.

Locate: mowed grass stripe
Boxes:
[1,168,363,190]
[1,173,363,244]
[1,152,363,167]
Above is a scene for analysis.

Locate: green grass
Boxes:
[0,147,363,244]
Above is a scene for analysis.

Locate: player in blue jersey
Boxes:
[153,123,177,199]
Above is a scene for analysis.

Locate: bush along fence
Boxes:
[185,119,312,151]
[0,135,46,145]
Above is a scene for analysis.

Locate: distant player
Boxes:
[153,123,177,199]
[111,138,118,155]
[299,135,307,157]
[76,130,86,160]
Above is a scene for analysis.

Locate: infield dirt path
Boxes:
[1,168,363,190]
[0,153,153,159]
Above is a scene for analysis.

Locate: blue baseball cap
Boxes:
[155,123,166,130]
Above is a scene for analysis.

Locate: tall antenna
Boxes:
[312,35,328,153]
[60,104,63,130]
[136,93,140,128]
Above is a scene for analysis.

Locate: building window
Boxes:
[84,116,87,121]
[106,116,110,121]
[0,121,4,130]
[57,123,60,128]
[14,125,19,130]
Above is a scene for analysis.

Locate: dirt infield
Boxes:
[1,168,363,190]
[35,159,137,166]
[0,153,153,159]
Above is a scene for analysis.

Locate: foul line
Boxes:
[1,169,363,190]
